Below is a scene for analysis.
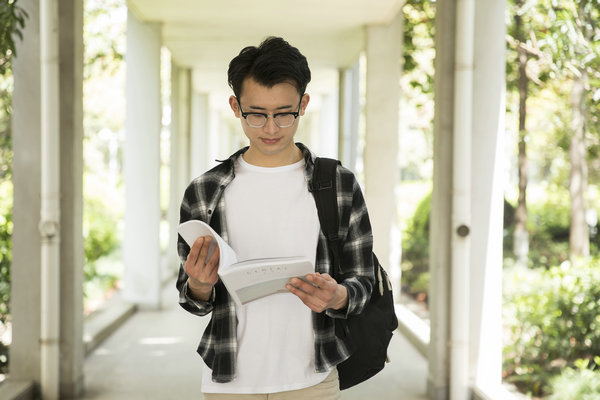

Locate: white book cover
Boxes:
[178,220,313,306]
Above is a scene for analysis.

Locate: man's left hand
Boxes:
[286,273,348,313]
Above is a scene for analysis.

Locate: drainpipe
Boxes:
[451,0,474,399]
[40,0,61,399]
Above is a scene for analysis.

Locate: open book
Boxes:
[178,220,314,306]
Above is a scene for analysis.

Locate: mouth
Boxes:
[261,138,281,145]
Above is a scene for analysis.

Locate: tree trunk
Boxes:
[569,68,589,259]
[513,7,529,266]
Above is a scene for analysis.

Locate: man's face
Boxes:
[229,77,309,167]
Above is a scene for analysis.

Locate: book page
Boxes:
[178,221,314,306]
[177,220,238,269]
[219,257,314,306]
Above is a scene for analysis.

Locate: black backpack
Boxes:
[311,157,399,390]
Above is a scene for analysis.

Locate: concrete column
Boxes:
[208,100,222,167]
[57,0,85,396]
[123,11,162,309]
[318,91,339,158]
[470,0,506,388]
[168,64,192,272]
[338,60,360,171]
[429,0,506,397]
[428,0,456,398]
[9,0,84,396]
[364,12,403,273]
[189,90,210,178]
[10,0,42,387]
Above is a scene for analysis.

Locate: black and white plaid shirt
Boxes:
[176,143,375,384]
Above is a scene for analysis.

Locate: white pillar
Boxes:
[8,0,84,397]
[429,1,457,398]
[10,0,43,388]
[168,64,192,271]
[190,90,210,178]
[40,0,61,397]
[470,0,506,389]
[318,91,339,158]
[338,60,361,171]
[57,0,85,396]
[364,12,403,274]
[429,0,506,398]
[123,11,162,308]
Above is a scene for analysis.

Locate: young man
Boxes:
[176,37,375,399]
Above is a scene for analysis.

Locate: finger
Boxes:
[187,237,204,267]
[316,272,333,281]
[197,236,212,265]
[204,243,220,278]
[306,273,336,288]
[289,277,320,295]
[286,284,327,312]
[207,242,220,266]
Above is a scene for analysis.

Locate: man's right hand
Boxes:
[184,236,220,302]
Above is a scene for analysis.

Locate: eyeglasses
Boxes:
[238,97,303,128]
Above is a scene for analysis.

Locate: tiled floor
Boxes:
[79,283,428,400]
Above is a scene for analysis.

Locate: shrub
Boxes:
[548,358,600,400]
[503,258,600,396]
[0,181,11,375]
[83,196,121,300]
[0,181,12,328]
[402,193,515,299]
[526,186,571,268]
[401,192,430,297]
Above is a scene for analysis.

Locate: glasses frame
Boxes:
[237,96,304,128]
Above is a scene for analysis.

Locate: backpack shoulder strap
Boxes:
[310,157,342,276]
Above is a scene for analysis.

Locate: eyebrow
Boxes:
[247,104,295,112]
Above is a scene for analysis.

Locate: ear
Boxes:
[229,96,240,117]
[299,93,310,116]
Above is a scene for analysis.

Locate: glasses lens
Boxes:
[274,114,296,128]
[246,114,267,127]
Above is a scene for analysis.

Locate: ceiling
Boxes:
[126,0,404,71]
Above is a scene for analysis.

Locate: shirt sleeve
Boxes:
[175,181,215,316]
[326,171,375,319]
[178,277,215,315]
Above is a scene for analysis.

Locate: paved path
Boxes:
[79,283,428,400]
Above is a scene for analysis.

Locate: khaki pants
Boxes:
[202,368,341,400]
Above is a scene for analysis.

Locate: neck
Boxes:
[242,145,303,167]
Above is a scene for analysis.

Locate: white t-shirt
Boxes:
[201,155,331,394]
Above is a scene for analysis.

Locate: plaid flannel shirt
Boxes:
[176,143,375,384]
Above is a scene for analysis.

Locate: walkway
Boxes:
[79,282,428,400]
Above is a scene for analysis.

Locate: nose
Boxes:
[263,116,279,134]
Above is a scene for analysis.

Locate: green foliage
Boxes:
[0,76,12,332]
[549,358,600,400]
[0,181,12,328]
[0,1,25,374]
[82,194,122,305]
[83,0,125,80]
[0,0,28,76]
[0,181,11,375]
[505,0,551,92]
[503,259,600,396]
[84,197,118,264]
[539,1,600,76]
[402,194,517,296]
[538,0,600,138]
[401,192,431,296]
[526,185,571,267]
[83,196,119,274]
[402,0,435,93]
[0,77,11,180]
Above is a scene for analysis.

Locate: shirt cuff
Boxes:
[325,282,353,319]
[180,279,215,310]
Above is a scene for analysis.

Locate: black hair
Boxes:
[227,36,311,99]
